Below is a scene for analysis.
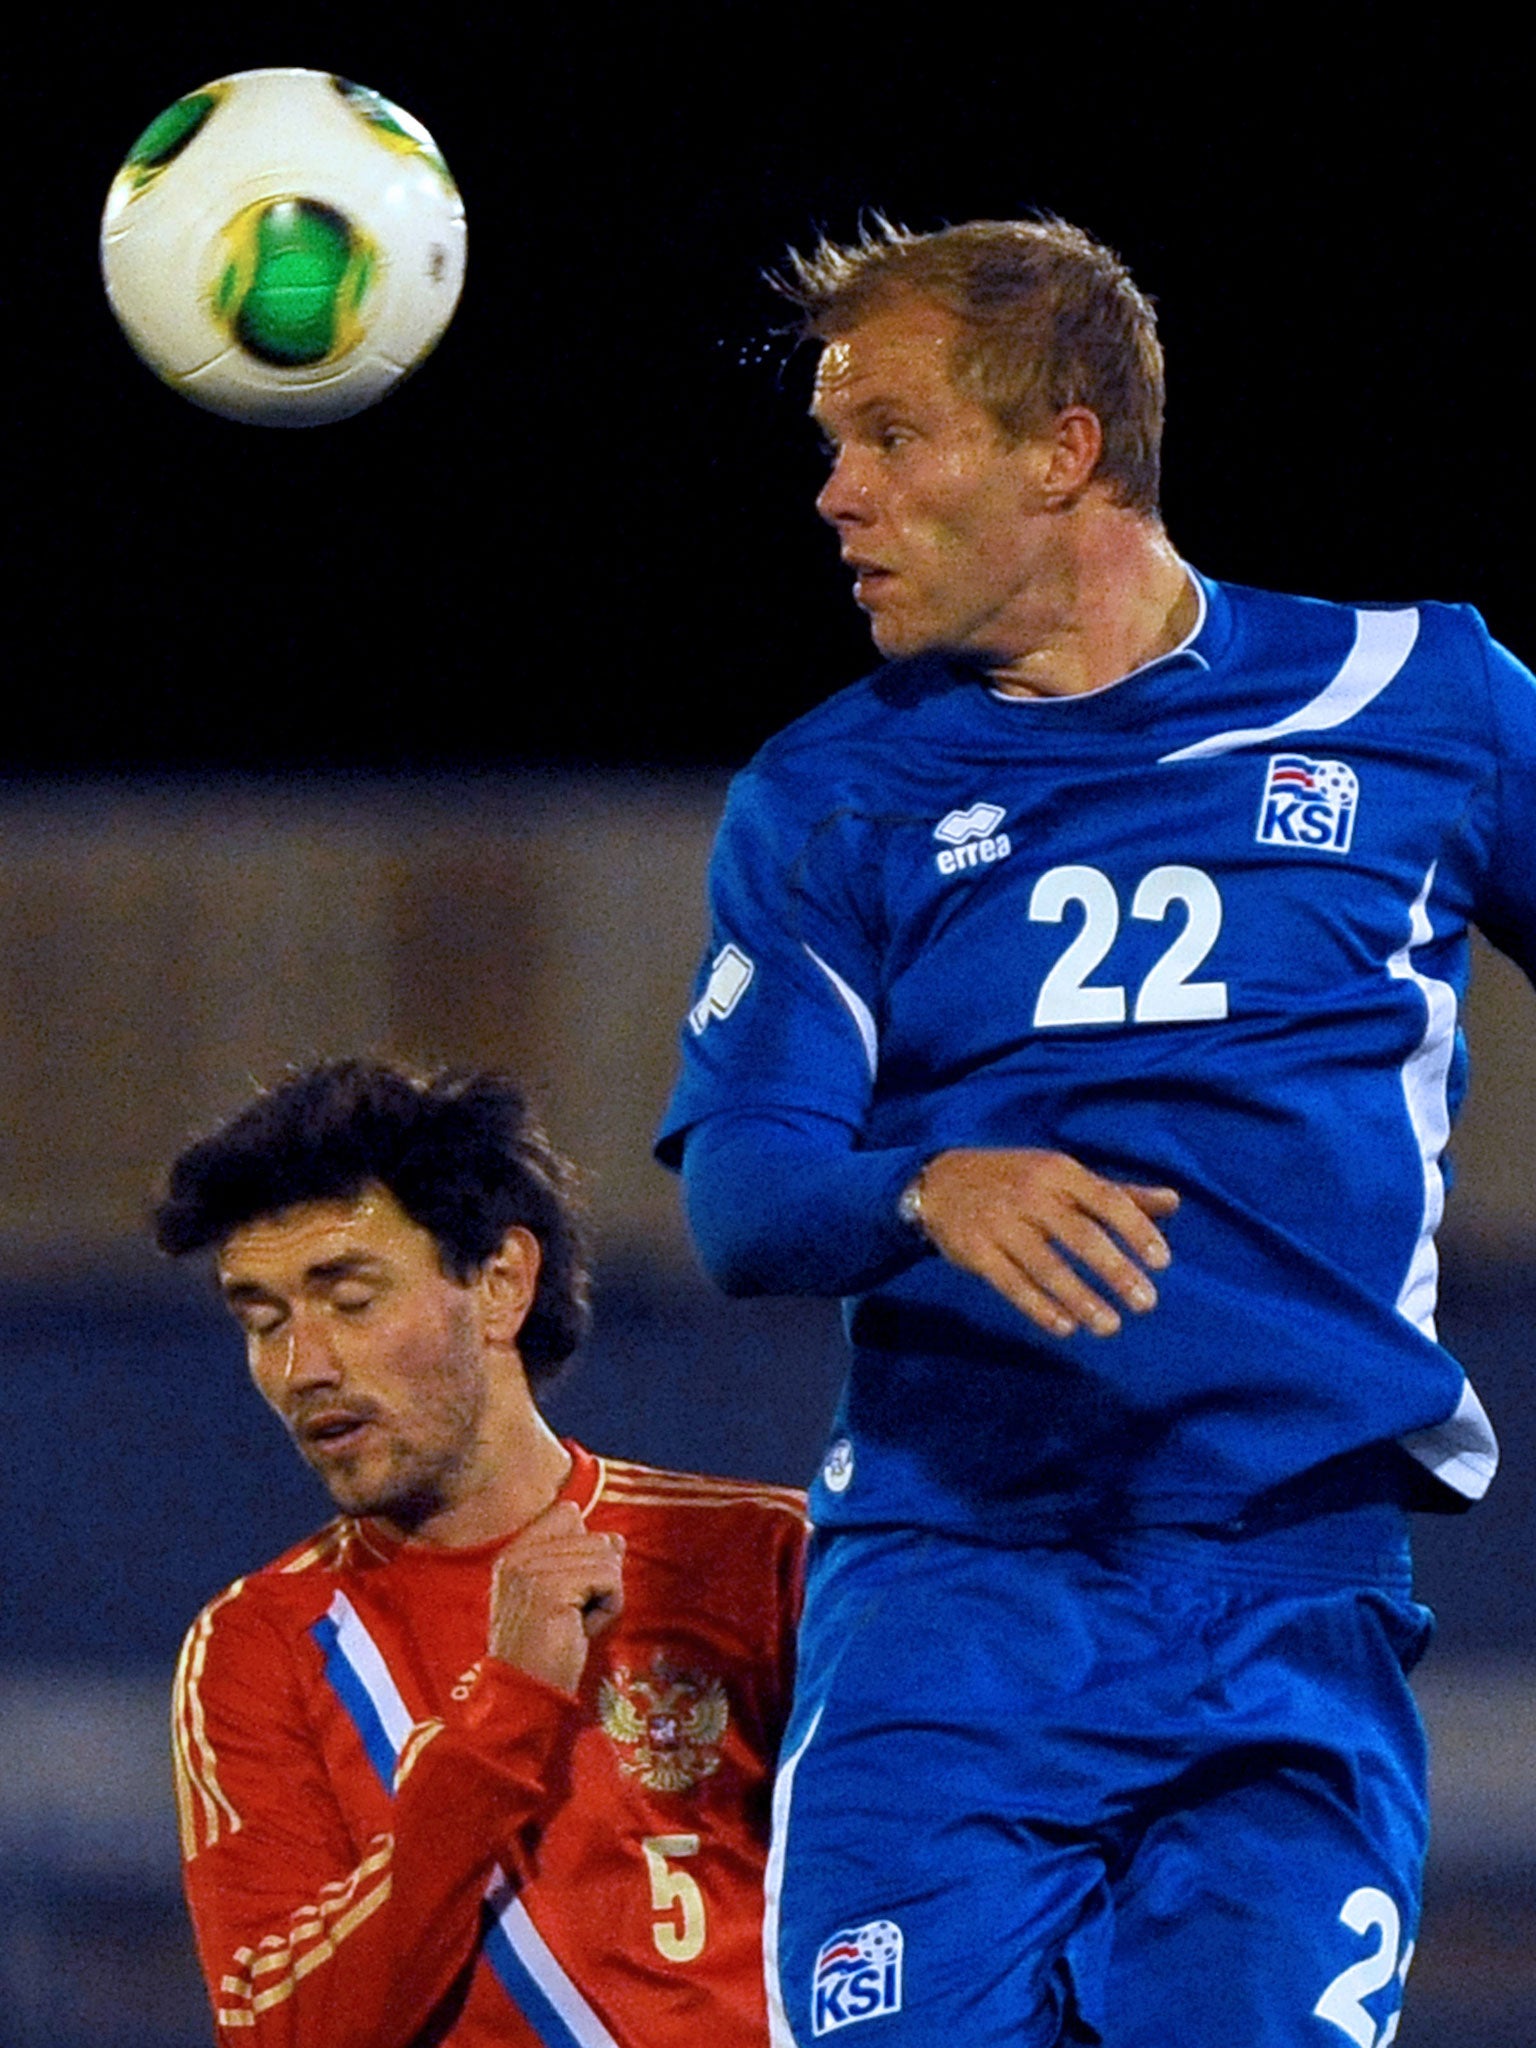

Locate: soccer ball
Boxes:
[100,68,466,425]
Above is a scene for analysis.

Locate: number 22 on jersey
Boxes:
[1314,1887,1414,2047]
[1029,864,1229,1028]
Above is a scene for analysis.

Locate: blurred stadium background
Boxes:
[0,777,1533,2047]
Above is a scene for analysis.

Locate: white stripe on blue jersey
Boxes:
[1160,605,1420,761]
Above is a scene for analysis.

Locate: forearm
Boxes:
[187,1666,577,2046]
[683,1114,1181,1337]
[681,1107,929,1295]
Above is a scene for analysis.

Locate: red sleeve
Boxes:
[173,1587,579,2047]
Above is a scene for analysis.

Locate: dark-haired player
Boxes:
[659,218,1536,2044]
[157,1058,805,2048]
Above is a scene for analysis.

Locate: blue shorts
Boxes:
[767,1509,1432,2047]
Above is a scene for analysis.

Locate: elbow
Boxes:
[686,1212,785,1297]
[682,1159,802,1297]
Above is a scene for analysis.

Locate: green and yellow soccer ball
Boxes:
[100,69,466,425]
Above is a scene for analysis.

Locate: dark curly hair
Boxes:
[153,1059,591,1384]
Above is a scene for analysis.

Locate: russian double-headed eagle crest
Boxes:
[597,1653,729,1793]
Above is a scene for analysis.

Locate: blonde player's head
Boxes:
[776,214,1165,517]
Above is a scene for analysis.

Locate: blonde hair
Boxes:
[776,215,1165,516]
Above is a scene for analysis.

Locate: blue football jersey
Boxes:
[659,574,1536,1539]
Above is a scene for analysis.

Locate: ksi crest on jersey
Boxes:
[597,1653,729,1792]
[1256,754,1359,852]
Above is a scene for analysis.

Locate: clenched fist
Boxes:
[488,1500,625,1694]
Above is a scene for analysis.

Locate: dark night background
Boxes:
[12,1,1536,777]
[6,5,1536,2043]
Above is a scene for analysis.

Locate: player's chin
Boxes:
[304,1440,415,1518]
[868,612,937,659]
[869,616,971,664]
[327,1472,449,1531]
[308,1460,378,1515]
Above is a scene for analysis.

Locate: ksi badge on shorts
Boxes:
[812,1918,904,2034]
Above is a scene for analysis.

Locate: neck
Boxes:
[386,1384,573,1550]
[986,506,1195,699]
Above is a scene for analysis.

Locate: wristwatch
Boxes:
[897,1172,928,1237]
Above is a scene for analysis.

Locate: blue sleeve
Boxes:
[1476,623,1536,985]
[681,1109,930,1296]
[656,760,886,1166]
[658,752,935,1296]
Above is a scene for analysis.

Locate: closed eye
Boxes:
[238,1304,284,1337]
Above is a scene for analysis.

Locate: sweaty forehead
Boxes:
[811,299,966,421]
[217,1187,425,1285]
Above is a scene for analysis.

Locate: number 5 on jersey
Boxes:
[643,1834,706,1962]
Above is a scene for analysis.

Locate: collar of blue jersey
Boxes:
[864,569,1230,718]
[984,562,1217,706]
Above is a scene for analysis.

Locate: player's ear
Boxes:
[1041,406,1103,503]
[477,1225,542,1346]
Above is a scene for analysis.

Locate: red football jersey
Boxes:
[172,1442,807,2046]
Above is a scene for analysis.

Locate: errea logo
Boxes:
[934,802,1011,877]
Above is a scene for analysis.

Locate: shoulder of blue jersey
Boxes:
[746,655,978,777]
